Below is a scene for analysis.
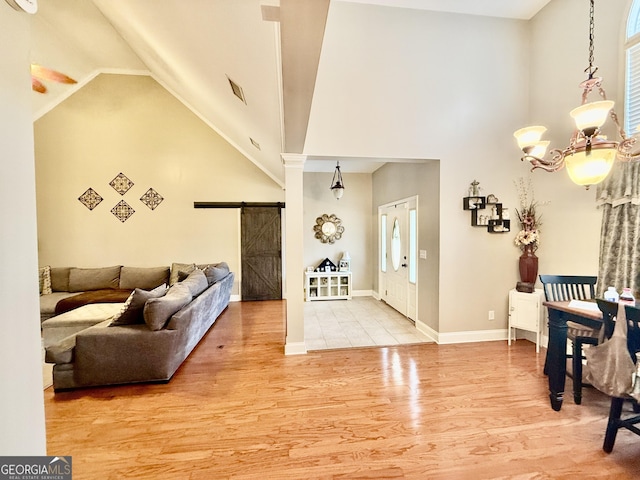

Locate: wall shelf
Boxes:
[463,196,510,233]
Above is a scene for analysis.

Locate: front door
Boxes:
[381,203,409,316]
[241,206,282,301]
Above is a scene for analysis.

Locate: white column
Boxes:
[0,6,47,454]
[281,154,307,355]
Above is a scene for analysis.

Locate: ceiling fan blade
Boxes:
[30,64,77,85]
[32,77,47,94]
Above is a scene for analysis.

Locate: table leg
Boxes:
[546,308,568,411]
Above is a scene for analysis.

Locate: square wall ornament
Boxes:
[140,188,164,210]
[78,188,103,210]
[109,172,134,195]
[111,200,135,223]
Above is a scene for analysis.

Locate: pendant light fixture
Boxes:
[330,161,345,199]
[514,0,640,188]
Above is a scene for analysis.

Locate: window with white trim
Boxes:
[625,0,640,134]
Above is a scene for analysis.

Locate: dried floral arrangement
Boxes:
[514,177,542,252]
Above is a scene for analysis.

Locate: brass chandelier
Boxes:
[514,0,640,188]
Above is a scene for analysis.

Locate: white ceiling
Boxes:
[28,0,551,180]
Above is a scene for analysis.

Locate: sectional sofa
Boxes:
[42,263,233,391]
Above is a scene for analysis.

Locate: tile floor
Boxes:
[304,296,433,351]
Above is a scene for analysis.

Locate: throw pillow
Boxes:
[110,284,168,326]
[202,262,230,286]
[50,267,71,292]
[119,266,170,290]
[39,265,52,295]
[179,269,208,297]
[169,262,196,286]
[68,266,122,292]
[143,283,192,331]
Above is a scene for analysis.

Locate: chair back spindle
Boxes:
[539,275,597,302]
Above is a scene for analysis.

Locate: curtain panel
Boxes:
[596,161,640,297]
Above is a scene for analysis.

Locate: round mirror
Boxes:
[391,217,401,271]
[313,214,345,244]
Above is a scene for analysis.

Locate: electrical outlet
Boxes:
[488,310,495,321]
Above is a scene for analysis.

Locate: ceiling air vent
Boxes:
[227,75,246,104]
[250,138,261,150]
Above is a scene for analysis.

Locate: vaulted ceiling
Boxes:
[28,0,551,185]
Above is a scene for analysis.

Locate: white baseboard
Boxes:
[353,289,372,297]
[415,320,438,343]
[437,329,509,345]
[284,341,307,355]
[230,294,241,302]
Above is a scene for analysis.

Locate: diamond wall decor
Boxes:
[109,172,134,195]
[78,188,103,210]
[140,188,164,210]
[111,200,135,223]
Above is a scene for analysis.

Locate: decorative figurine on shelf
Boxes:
[339,251,351,272]
[316,257,337,272]
[468,179,481,197]
[487,194,499,204]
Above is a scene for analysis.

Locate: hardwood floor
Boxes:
[44,300,640,479]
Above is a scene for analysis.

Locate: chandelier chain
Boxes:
[587,0,595,78]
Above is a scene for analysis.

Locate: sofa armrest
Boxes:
[73,323,180,386]
[44,319,112,364]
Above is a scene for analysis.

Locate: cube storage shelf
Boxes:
[305,271,352,301]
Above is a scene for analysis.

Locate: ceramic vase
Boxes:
[519,244,538,284]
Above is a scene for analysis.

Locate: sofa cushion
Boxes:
[119,266,170,290]
[111,284,168,326]
[169,263,196,286]
[39,265,52,295]
[143,283,192,331]
[202,262,230,286]
[50,267,71,292]
[180,269,208,297]
[68,266,122,292]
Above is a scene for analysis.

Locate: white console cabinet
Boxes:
[305,271,352,301]
[508,288,544,352]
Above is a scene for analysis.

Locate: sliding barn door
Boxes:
[241,206,282,301]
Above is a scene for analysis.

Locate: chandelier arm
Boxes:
[618,137,639,161]
[522,148,567,173]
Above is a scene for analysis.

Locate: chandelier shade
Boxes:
[330,161,344,199]
[513,0,640,188]
[569,100,614,132]
[514,126,547,150]
[564,144,617,186]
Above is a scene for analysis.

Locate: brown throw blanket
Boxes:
[54,289,132,315]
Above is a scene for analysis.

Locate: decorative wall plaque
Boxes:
[109,172,134,195]
[78,188,103,210]
[140,188,164,210]
[111,200,135,223]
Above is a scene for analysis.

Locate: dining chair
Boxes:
[602,303,640,453]
[539,274,598,405]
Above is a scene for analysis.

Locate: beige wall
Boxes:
[303,172,373,291]
[34,74,284,294]
[372,162,440,332]
[0,4,47,454]
[306,3,529,336]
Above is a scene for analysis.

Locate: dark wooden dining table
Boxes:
[543,300,603,411]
